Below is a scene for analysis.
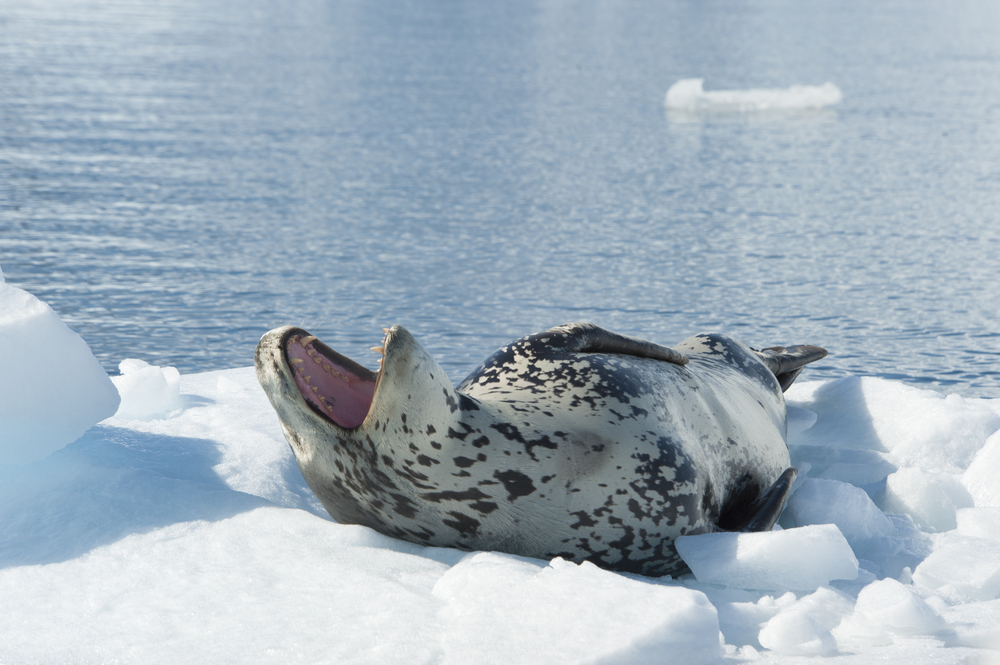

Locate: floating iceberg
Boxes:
[665,78,842,112]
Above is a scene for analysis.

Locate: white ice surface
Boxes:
[0,281,120,463]
[664,78,843,112]
[3,293,1000,662]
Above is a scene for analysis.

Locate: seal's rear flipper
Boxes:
[756,345,828,392]
[741,467,798,532]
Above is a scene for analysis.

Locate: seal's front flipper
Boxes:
[742,467,798,532]
[756,345,827,392]
[548,322,689,366]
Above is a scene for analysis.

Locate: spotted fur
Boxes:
[255,323,826,576]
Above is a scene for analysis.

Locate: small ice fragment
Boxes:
[963,430,1000,508]
[912,534,1000,601]
[664,78,842,112]
[111,359,182,420]
[786,406,818,439]
[675,524,859,591]
[758,610,837,656]
[784,478,896,556]
[853,578,945,634]
[883,467,973,533]
[940,598,1000,650]
[956,507,1000,542]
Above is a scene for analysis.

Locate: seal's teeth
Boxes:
[290,358,304,365]
[312,356,322,364]
[299,335,318,348]
[311,386,318,394]
[371,346,385,355]
[322,363,331,372]
[304,375,311,384]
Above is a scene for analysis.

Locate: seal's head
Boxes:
[255,324,464,532]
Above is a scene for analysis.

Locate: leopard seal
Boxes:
[255,322,826,576]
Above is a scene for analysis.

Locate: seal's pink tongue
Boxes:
[286,335,376,429]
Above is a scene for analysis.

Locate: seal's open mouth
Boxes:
[284,331,381,429]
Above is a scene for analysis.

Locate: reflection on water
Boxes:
[2,0,999,396]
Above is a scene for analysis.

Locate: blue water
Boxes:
[2,0,999,397]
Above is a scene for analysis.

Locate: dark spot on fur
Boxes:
[444,389,459,413]
[569,511,598,530]
[421,487,492,503]
[388,493,418,519]
[470,501,499,515]
[442,512,480,536]
[416,455,439,467]
[493,470,536,501]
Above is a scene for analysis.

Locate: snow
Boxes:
[3,288,1000,664]
[664,79,843,112]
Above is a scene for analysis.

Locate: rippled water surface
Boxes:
[2,0,999,396]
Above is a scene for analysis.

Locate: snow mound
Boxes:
[675,524,859,591]
[0,280,120,464]
[664,78,842,112]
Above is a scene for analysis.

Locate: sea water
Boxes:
[2,0,999,397]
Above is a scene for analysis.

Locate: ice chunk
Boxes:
[758,610,837,656]
[912,534,1000,601]
[883,467,974,533]
[432,552,724,664]
[941,598,1000,650]
[956,507,1000,542]
[787,377,1000,472]
[664,79,842,112]
[675,524,859,591]
[110,359,182,420]
[784,478,896,556]
[964,430,1000,507]
[0,282,120,463]
[853,578,945,634]
[717,599,783,648]
[786,406,817,438]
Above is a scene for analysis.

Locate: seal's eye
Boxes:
[285,333,378,428]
